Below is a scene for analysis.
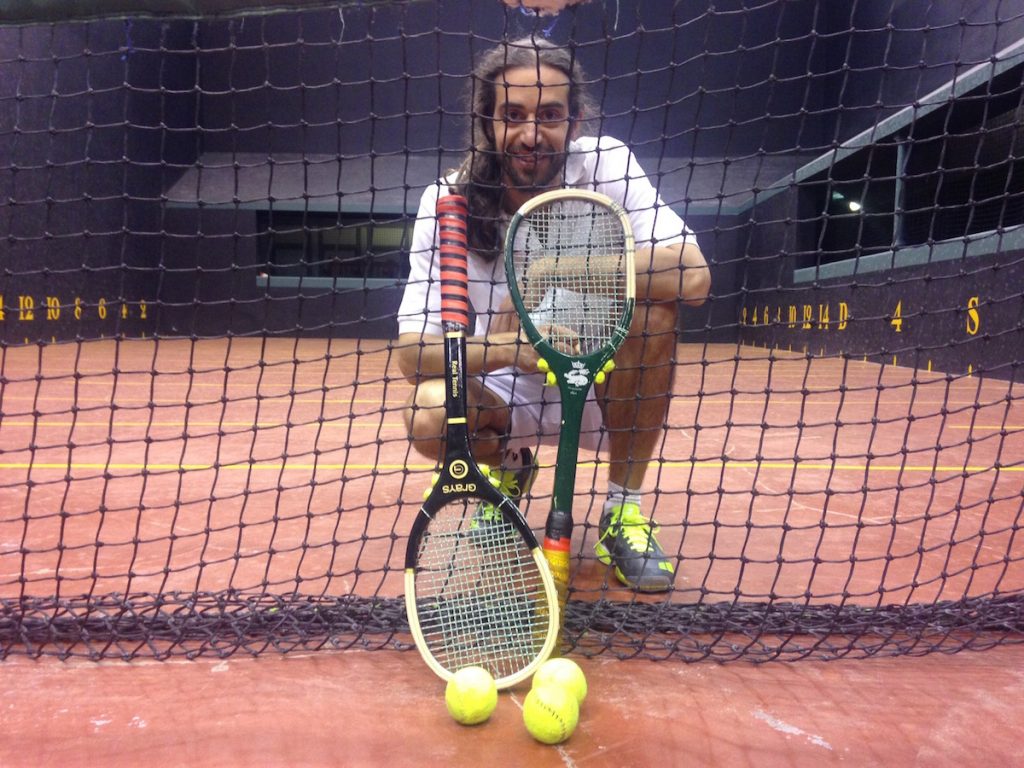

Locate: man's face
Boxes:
[490,63,573,195]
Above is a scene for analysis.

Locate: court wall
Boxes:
[2,1,1023,352]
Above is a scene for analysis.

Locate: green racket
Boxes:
[504,189,636,628]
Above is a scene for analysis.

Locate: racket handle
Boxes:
[542,544,570,657]
[543,547,570,595]
[437,194,470,329]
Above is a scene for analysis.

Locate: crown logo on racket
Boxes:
[538,357,616,387]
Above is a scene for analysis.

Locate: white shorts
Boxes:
[478,366,605,453]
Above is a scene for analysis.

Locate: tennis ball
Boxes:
[532,658,587,705]
[445,666,498,725]
[522,685,579,745]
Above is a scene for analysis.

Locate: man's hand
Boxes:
[488,295,520,334]
[518,254,624,310]
[535,324,582,357]
[483,295,580,373]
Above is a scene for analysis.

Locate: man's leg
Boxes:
[403,377,512,465]
[403,376,538,516]
[598,301,678,487]
[593,300,678,591]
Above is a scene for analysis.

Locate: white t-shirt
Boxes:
[396,135,696,338]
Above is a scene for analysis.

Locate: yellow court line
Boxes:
[0,420,405,428]
[0,462,436,472]
[0,397,400,405]
[2,396,1020,413]
[1,461,1020,473]
[2,421,1021,434]
[946,425,1024,431]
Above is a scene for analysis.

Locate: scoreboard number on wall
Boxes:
[742,296,982,336]
[0,296,149,323]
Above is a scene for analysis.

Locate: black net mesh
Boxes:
[1,0,1023,661]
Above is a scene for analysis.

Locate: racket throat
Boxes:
[440,333,477,463]
[444,334,468,421]
[549,390,588,516]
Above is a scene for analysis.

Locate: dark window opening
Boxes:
[794,60,1024,275]
[258,212,412,282]
[797,143,898,270]
[903,66,1024,244]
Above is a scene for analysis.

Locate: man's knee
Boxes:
[403,379,447,454]
[620,301,678,366]
[632,301,678,341]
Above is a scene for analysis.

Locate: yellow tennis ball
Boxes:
[532,658,587,705]
[522,685,579,745]
[445,666,498,725]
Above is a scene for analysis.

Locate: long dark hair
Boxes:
[452,37,594,261]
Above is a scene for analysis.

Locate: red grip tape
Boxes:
[437,194,469,329]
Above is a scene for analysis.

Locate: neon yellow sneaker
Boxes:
[595,502,675,592]
[471,448,537,529]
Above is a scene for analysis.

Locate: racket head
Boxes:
[504,189,636,386]
[404,474,560,689]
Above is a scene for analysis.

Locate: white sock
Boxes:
[605,481,642,513]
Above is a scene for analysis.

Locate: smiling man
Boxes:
[396,37,710,592]
[493,65,572,204]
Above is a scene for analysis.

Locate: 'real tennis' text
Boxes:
[450,358,460,399]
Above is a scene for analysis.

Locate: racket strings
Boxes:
[512,200,628,356]
[412,499,551,680]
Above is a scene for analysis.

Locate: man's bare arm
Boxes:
[518,243,710,307]
[636,243,711,305]
[395,330,544,383]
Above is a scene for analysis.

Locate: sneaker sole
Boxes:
[594,541,675,592]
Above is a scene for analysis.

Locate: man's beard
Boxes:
[501,144,568,192]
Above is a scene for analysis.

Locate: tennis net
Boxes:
[1,0,1022,661]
